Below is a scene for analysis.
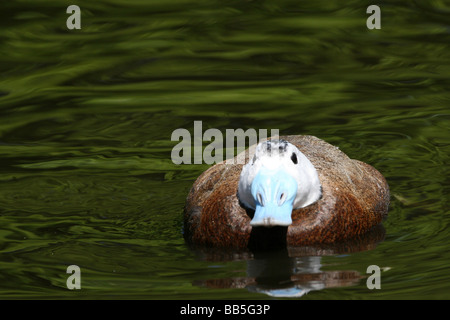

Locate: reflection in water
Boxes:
[247,254,361,297]
[192,225,384,297]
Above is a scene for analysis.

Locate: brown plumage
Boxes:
[184,135,389,248]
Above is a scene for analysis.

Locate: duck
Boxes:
[183,135,389,249]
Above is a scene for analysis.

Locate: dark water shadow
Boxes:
[190,224,385,298]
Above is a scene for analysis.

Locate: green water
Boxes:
[0,0,449,299]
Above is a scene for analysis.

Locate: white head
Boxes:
[238,140,322,227]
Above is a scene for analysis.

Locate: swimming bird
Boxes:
[184,135,389,248]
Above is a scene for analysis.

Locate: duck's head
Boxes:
[238,140,322,227]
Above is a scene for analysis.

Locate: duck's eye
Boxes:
[291,152,298,164]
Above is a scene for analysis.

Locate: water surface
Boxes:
[0,0,449,299]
